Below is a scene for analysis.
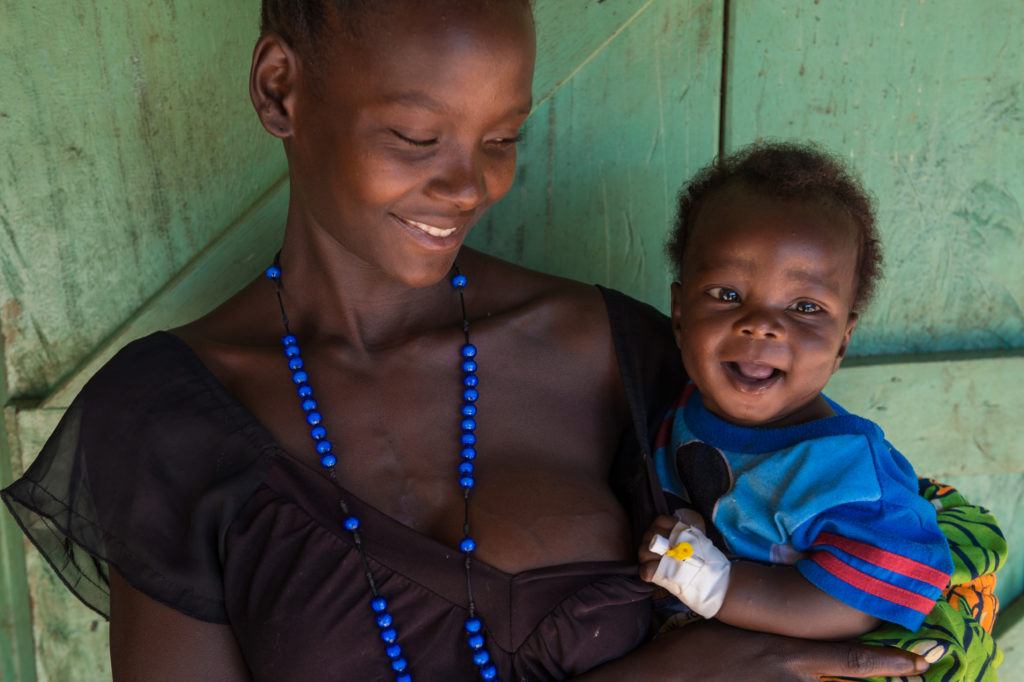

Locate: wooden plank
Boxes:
[42,177,288,410]
[470,0,723,309]
[0,408,36,682]
[0,0,286,400]
[724,0,1024,358]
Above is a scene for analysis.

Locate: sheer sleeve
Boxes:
[1,333,270,623]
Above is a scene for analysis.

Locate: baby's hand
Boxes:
[639,515,677,582]
[638,510,708,582]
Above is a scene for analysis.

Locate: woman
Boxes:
[4,1,933,678]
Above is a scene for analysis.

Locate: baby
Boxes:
[640,142,953,645]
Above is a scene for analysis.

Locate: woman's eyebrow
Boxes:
[380,91,448,112]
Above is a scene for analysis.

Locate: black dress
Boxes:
[2,287,683,681]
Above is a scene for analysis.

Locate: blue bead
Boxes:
[285,345,301,358]
[376,612,393,628]
[371,597,388,613]
[481,664,497,680]
[461,359,478,373]
[292,370,309,384]
[463,374,479,388]
[461,344,477,359]
[467,633,485,650]
[282,334,298,346]
[385,643,402,659]
[461,433,477,446]
[465,618,482,634]
[265,265,281,280]
[451,273,468,289]
[380,627,398,643]
[396,675,412,682]
[288,357,304,371]
[306,411,323,426]
[460,537,476,553]
[316,440,333,454]
[461,447,477,460]
[461,404,477,417]
[310,425,327,440]
[297,384,314,398]
[391,657,408,673]
[459,476,475,489]
[473,650,490,666]
[301,398,318,412]
[461,418,477,432]
[463,388,479,403]
[459,462,474,475]
[320,453,337,468]
[344,516,360,531]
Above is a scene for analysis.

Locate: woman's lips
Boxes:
[390,213,467,250]
[394,215,459,237]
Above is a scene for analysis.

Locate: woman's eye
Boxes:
[791,301,821,314]
[390,129,438,147]
[707,287,740,303]
[489,134,523,147]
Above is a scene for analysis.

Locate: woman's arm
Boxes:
[109,569,250,681]
[575,620,929,682]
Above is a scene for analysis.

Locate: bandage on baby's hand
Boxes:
[647,521,731,619]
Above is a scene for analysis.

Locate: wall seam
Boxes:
[717,0,731,159]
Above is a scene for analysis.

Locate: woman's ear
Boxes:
[250,34,300,139]
[833,311,859,372]
[670,282,686,351]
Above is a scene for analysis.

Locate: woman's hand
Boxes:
[575,620,930,681]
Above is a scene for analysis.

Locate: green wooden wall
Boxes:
[1,1,1021,679]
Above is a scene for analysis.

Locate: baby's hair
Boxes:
[667,142,883,312]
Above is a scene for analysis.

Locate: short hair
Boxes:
[666,141,883,312]
[260,1,531,58]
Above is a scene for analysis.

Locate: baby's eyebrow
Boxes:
[783,267,841,294]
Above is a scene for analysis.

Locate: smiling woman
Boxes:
[0,1,947,681]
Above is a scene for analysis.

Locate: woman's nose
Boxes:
[427,147,487,212]
[733,309,785,339]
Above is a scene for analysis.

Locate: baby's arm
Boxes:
[640,516,878,640]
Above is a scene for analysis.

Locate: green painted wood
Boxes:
[996,597,1024,680]
[724,0,1024,358]
[470,0,723,309]
[0,0,285,401]
[42,176,289,410]
[0,409,36,682]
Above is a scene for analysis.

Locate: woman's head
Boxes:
[251,0,535,287]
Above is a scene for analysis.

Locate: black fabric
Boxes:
[1,287,683,680]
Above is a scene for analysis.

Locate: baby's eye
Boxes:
[790,301,821,314]
[707,287,740,303]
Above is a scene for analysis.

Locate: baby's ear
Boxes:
[833,311,859,371]
[670,282,685,351]
[250,34,300,139]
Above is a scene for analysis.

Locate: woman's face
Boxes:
[281,2,536,287]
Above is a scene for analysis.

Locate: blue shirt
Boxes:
[653,385,953,631]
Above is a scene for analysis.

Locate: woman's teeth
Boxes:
[404,218,457,238]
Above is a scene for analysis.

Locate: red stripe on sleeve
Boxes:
[811,552,937,614]
[654,389,691,450]
[813,532,949,589]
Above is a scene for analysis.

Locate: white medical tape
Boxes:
[648,521,731,618]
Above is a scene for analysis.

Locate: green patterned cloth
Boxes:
[825,479,1007,682]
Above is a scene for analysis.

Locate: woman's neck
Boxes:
[276,218,466,354]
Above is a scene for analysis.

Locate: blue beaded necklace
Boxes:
[265,256,499,682]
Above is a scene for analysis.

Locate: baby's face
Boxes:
[671,185,861,427]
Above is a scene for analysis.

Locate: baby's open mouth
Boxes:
[723,361,783,390]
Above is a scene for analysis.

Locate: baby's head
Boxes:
[666,142,882,427]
